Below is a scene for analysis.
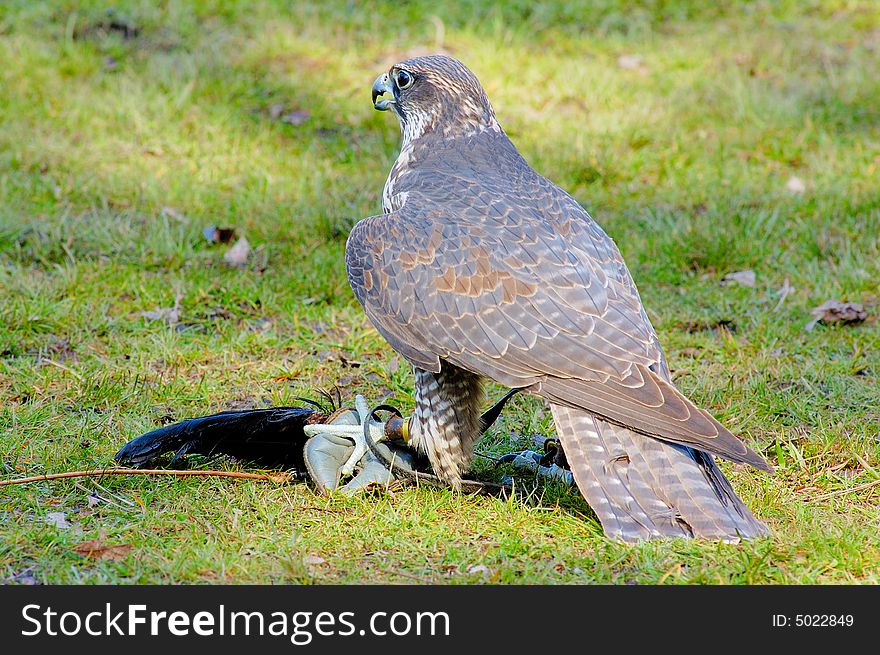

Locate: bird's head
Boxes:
[371,55,498,145]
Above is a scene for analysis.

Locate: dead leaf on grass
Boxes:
[618,54,647,73]
[136,293,183,326]
[280,109,311,126]
[786,176,806,194]
[8,570,39,585]
[73,539,133,561]
[679,318,736,334]
[34,335,77,362]
[805,300,869,331]
[268,104,311,126]
[721,270,756,287]
[224,237,251,268]
[46,512,71,529]
[268,103,285,120]
[467,563,491,577]
[162,206,186,221]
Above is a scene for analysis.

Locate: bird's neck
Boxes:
[399,110,435,149]
[399,105,501,151]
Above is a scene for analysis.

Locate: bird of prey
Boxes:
[335,55,770,541]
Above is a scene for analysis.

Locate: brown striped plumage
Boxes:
[350,55,771,540]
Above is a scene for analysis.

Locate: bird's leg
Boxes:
[303,388,520,487]
[302,395,390,477]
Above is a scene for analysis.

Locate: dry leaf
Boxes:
[136,293,183,326]
[73,539,133,561]
[46,512,71,529]
[267,103,310,126]
[721,270,756,287]
[806,300,868,330]
[786,176,806,194]
[161,206,186,221]
[268,103,285,120]
[224,237,251,268]
[281,110,311,126]
[467,564,491,576]
[10,570,39,585]
[303,554,326,566]
[618,54,646,71]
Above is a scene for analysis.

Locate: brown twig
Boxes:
[0,468,294,487]
[805,478,880,502]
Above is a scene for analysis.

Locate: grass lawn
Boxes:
[1,0,878,584]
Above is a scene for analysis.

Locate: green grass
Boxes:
[1,0,879,584]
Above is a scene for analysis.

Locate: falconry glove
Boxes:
[302,399,418,494]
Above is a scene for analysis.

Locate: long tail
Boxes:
[549,404,769,541]
[114,407,322,470]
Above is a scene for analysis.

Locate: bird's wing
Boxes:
[346,156,767,470]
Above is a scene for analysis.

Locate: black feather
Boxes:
[114,407,322,470]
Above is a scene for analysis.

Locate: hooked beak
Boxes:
[372,73,395,111]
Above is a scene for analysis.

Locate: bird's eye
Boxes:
[396,70,413,90]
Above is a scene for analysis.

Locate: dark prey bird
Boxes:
[343,55,771,540]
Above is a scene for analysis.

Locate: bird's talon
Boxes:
[502,449,574,485]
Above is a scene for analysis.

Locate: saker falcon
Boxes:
[335,55,771,541]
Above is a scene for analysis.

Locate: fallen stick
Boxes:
[0,468,294,487]
[805,478,880,501]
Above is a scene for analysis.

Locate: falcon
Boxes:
[330,55,771,540]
